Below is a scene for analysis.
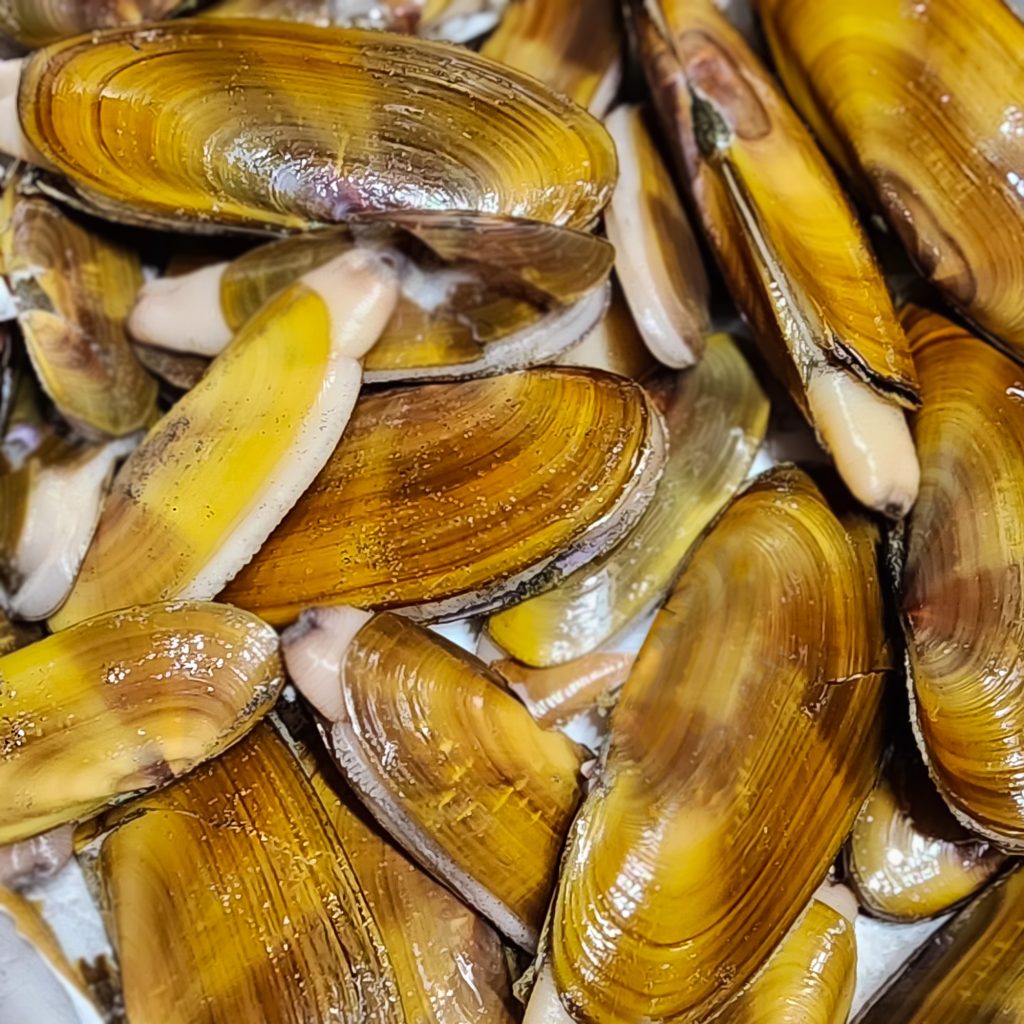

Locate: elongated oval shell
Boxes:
[847,740,1005,922]
[901,305,1024,848]
[299,736,520,1023]
[18,20,616,233]
[759,0,1024,355]
[284,609,585,950]
[633,0,921,517]
[604,104,710,368]
[82,722,405,1024]
[0,889,103,1023]
[189,212,613,381]
[222,368,664,626]
[545,467,887,1023]
[0,189,157,439]
[717,890,857,1024]
[50,251,399,631]
[488,333,767,666]
[0,0,189,47]
[481,0,621,116]
[0,601,283,845]
[857,865,1024,1022]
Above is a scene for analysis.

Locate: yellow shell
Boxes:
[760,0,1024,355]
[546,467,887,1023]
[19,20,616,233]
[222,368,665,626]
[0,0,189,47]
[0,601,283,845]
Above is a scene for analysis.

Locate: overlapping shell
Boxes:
[481,0,621,116]
[0,0,190,48]
[0,601,283,845]
[759,0,1024,354]
[537,467,887,1023]
[14,20,616,232]
[0,184,157,439]
[223,368,664,626]
[858,865,1024,1021]
[488,333,767,666]
[284,608,585,950]
[82,720,517,1024]
[901,305,1024,848]
[51,250,400,630]
[632,0,921,517]
[132,212,614,383]
[847,742,1005,921]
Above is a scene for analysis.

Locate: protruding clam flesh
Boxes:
[488,333,767,666]
[0,601,283,845]
[222,367,665,626]
[632,0,921,517]
[283,607,585,950]
[130,212,613,383]
[51,250,400,630]
[529,467,887,1023]
[5,20,616,232]
[901,305,1024,848]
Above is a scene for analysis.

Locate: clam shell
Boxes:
[223,367,665,626]
[18,20,616,233]
[0,601,283,845]
[0,0,190,47]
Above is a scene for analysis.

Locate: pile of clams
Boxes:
[0,0,1021,1021]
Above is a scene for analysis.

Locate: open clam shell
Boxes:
[222,367,665,627]
[131,212,614,383]
[481,0,622,117]
[50,250,400,630]
[759,0,1024,356]
[0,601,283,845]
[0,184,157,439]
[488,333,767,667]
[901,305,1024,849]
[632,0,921,517]
[0,888,103,1023]
[847,733,1005,922]
[283,608,586,951]
[534,467,887,1023]
[0,1,190,48]
[857,864,1024,1022]
[12,20,616,233]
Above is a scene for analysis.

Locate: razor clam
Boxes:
[847,739,1005,922]
[0,889,103,1024]
[488,333,767,666]
[712,885,858,1023]
[222,367,665,626]
[481,0,622,117]
[604,104,710,368]
[81,722,405,1024]
[129,212,613,383]
[759,0,1024,355]
[2,20,615,232]
[0,433,137,620]
[50,250,399,630]
[283,607,586,950]
[632,0,921,517]
[857,864,1024,1022]
[525,467,887,1023]
[297,732,521,1023]
[901,305,1024,848]
[0,601,283,845]
[0,184,157,439]
[0,0,191,48]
